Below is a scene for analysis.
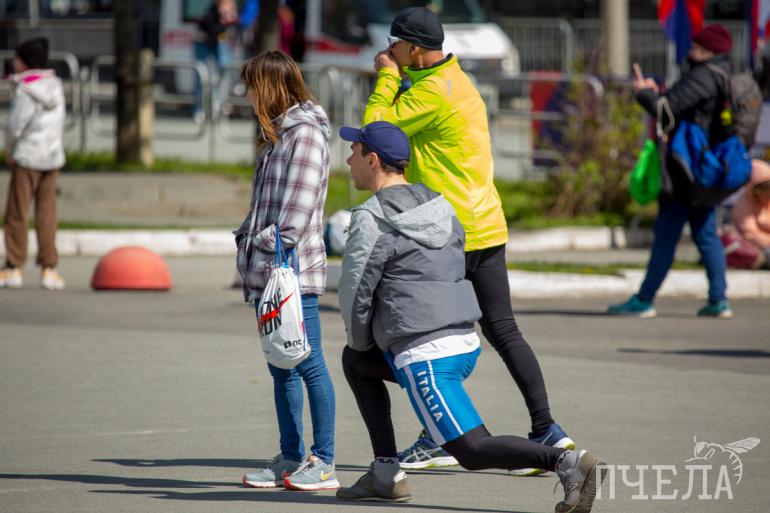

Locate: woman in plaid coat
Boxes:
[235,50,337,491]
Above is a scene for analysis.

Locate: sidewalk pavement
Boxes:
[2,171,769,298]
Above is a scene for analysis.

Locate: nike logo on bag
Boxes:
[258,292,294,328]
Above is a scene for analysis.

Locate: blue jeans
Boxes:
[255,294,336,464]
[638,199,727,303]
[193,41,230,115]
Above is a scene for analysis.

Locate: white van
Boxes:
[303,0,520,80]
[159,0,518,93]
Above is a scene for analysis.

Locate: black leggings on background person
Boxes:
[465,244,554,436]
[341,346,564,470]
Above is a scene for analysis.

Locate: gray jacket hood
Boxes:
[339,183,481,355]
[357,184,454,249]
[278,101,331,141]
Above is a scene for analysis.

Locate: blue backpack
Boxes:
[665,64,757,206]
[669,120,752,192]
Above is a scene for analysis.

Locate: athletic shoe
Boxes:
[510,423,576,477]
[336,465,411,502]
[607,295,656,318]
[41,268,65,290]
[697,300,733,319]
[0,267,23,288]
[397,430,458,469]
[283,455,340,491]
[242,454,300,488]
[555,449,607,513]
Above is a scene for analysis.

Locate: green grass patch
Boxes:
[325,172,370,214]
[507,260,703,276]
[0,219,235,230]
[2,150,254,178]
[58,221,232,230]
[59,151,255,179]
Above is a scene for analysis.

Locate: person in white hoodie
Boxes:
[1,38,66,290]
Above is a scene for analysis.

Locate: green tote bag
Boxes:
[630,139,661,205]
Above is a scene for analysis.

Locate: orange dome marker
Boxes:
[91,246,172,291]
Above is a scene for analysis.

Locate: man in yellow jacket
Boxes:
[361,7,574,475]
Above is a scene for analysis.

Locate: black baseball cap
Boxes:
[339,121,410,168]
[390,7,444,50]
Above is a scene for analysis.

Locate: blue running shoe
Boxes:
[607,295,656,318]
[397,430,458,469]
[510,423,576,477]
[697,300,733,319]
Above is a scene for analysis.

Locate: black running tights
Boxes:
[341,345,564,470]
[465,244,554,436]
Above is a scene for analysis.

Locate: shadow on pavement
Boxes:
[517,309,698,320]
[618,348,770,358]
[91,488,528,512]
[93,459,369,472]
[0,473,231,489]
[514,309,610,317]
[94,459,521,478]
[94,458,268,469]
[0,472,537,512]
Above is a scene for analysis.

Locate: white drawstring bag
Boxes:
[256,228,310,369]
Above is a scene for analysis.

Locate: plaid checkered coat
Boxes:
[235,101,330,301]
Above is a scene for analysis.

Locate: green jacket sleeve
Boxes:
[362,68,441,136]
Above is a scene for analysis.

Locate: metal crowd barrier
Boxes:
[573,19,750,78]
[498,17,574,73]
[87,55,212,140]
[1,49,613,174]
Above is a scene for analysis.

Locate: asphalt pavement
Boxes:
[1,256,768,513]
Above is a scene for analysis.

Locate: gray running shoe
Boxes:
[336,466,411,502]
[555,450,606,513]
[242,454,300,488]
[284,456,340,491]
[398,430,458,469]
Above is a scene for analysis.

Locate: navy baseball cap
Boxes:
[339,121,410,168]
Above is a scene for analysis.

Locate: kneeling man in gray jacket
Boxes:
[336,121,604,513]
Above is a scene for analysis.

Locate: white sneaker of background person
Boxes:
[0,267,23,288]
[40,267,65,290]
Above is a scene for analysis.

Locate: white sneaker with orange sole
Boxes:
[41,268,65,290]
[0,267,23,288]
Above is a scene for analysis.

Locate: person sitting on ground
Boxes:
[730,159,770,269]
[335,120,605,513]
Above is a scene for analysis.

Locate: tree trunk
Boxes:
[114,0,140,162]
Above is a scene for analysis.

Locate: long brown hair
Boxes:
[240,50,313,146]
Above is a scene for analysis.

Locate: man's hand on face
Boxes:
[374,50,399,72]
